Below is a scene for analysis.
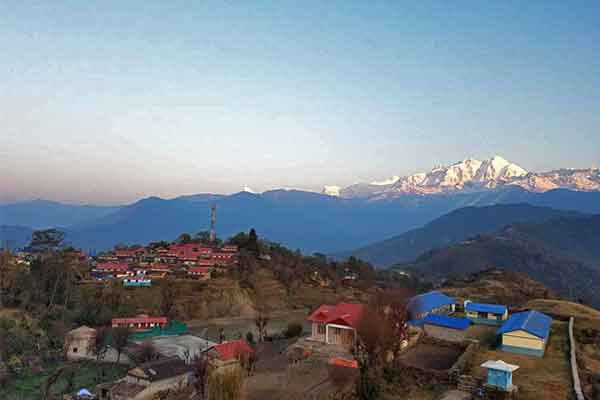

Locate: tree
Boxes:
[177,233,192,244]
[192,354,210,400]
[247,229,260,254]
[138,340,159,363]
[159,279,178,319]
[254,306,270,342]
[28,229,65,253]
[111,327,130,364]
[352,289,411,400]
[89,327,110,362]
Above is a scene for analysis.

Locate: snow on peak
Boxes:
[243,186,257,194]
[370,176,401,186]
[474,156,527,183]
[322,185,341,197]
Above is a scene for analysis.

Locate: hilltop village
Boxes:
[1,229,599,400]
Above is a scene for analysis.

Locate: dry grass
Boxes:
[524,299,600,320]
[465,320,573,400]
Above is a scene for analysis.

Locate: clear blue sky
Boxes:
[1,1,599,204]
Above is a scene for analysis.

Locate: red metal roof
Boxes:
[95,262,129,271]
[112,315,168,325]
[329,357,358,368]
[188,267,210,274]
[214,340,253,361]
[308,303,365,329]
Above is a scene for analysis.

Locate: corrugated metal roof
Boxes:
[407,291,455,316]
[496,310,552,339]
[465,302,507,315]
[422,313,471,330]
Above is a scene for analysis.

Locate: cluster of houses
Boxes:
[65,314,255,400]
[92,244,239,286]
[307,291,554,359]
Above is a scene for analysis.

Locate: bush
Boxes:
[283,322,303,338]
[245,332,254,344]
[208,367,245,400]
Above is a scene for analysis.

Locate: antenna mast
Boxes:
[209,204,217,243]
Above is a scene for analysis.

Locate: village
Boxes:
[3,248,583,400]
[0,226,595,400]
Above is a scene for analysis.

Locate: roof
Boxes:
[214,340,253,361]
[308,303,365,328]
[408,291,455,316]
[496,310,552,339]
[465,302,508,315]
[68,326,96,336]
[329,357,358,369]
[481,360,520,372]
[112,315,168,325]
[188,267,210,274]
[95,262,129,271]
[107,381,146,398]
[130,356,191,381]
[422,313,471,330]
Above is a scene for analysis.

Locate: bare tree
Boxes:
[111,327,130,364]
[352,289,411,400]
[138,340,159,363]
[89,327,110,363]
[254,309,270,342]
[159,279,178,319]
[192,354,210,400]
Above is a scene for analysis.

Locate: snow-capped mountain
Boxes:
[324,156,600,200]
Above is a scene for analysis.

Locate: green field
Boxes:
[0,361,127,400]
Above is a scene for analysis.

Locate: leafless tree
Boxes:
[192,354,210,400]
[352,289,411,400]
[111,326,130,364]
[89,327,110,363]
[138,340,159,363]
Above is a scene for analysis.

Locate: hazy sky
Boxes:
[2,1,599,204]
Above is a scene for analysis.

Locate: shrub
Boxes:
[208,367,245,400]
[245,332,254,344]
[283,322,303,338]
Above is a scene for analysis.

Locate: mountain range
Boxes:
[2,186,600,253]
[334,204,583,267]
[324,155,600,200]
[398,214,600,308]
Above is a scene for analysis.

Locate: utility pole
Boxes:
[209,204,217,243]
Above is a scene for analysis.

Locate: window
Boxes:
[72,347,78,353]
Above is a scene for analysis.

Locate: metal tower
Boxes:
[209,204,217,243]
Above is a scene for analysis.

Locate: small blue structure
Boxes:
[465,301,508,325]
[496,310,552,357]
[481,360,519,392]
[422,313,471,330]
[407,291,456,320]
[123,276,152,287]
[422,313,471,342]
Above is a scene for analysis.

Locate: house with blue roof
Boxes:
[407,291,456,320]
[464,300,508,325]
[496,310,552,357]
[422,313,471,343]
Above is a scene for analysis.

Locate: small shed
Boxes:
[481,360,519,392]
[496,310,552,357]
[464,301,508,325]
[422,313,471,343]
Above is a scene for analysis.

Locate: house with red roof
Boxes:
[94,262,130,273]
[212,339,254,362]
[112,315,168,330]
[187,266,211,280]
[308,303,365,346]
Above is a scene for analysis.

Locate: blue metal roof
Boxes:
[408,291,455,316]
[465,302,507,315]
[423,313,471,330]
[496,311,552,339]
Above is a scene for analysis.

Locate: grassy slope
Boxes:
[0,361,127,400]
